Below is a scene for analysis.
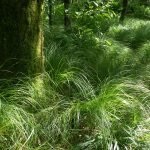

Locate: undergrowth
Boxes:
[0,18,150,149]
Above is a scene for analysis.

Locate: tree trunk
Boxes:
[0,0,44,78]
[120,0,128,22]
[48,0,53,26]
[64,0,71,28]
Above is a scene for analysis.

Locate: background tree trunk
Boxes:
[64,0,71,28]
[0,0,44,78]
[48,0,53,26]
[120,0,128,22]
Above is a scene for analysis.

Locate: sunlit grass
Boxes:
[109,18,150,49]
[1,75,149,149]
[1,17,150,149]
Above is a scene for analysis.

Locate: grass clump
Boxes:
[109,19,150,49]
[0,75,150,149]
[0,102,36,149]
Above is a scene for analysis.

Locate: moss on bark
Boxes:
[0,0,44,78]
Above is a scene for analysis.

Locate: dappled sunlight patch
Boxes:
[109,18,150,49]
[0,102,36,149]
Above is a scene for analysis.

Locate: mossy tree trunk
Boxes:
[0,0,44,78]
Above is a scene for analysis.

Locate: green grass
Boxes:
[1,17,150,149]
[108,19,150,49]
[1,75,150,149]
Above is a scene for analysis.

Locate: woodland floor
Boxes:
[0,17,150,150]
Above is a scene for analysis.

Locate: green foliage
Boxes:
[1,1,150,150]
[131,3,150,19]
[71,1,119,33]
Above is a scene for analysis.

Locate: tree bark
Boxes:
[64,0,71,28]
[48,0,53,26]
[0,0,44,78]
[120,0,128,22]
